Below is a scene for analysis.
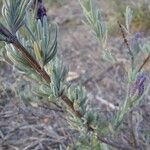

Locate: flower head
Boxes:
[130,32,142,54]
[36,0,46,22]
[131,73,146,96]
[134,32,142,40]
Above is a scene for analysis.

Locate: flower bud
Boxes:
[131,73,146,97]
[36,0,47,22]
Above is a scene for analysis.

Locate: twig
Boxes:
[118,21,134,68]
[0,129,4,139]
[128,111,139,149]
[38,103,64,112]
[23,141,39,150]
[96,96,119,110]
[13,39,51,83]
[60,95,82,118]
[138,53,150,72]
[97,136,132,150]
[95,62,123,83]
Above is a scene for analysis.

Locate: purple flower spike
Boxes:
[134,32,142,40]
[36,0,47,22]
[131,73,146,96]
[135,74,146,86]
[130,32,142,54]
[138,84,144,96]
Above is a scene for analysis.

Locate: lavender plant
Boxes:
[79,0,150,149]
[0,0,149,149]
[79,0,107,50]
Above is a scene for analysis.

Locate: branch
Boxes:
[97,136,132,150]
[0,24,132,149]
[118,21,134,68]
[138,53,150,72]
[13,39,51,82]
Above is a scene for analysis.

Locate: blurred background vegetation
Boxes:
[0,0,149,33]
[106,0,150,34]
[44,0,150,34]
